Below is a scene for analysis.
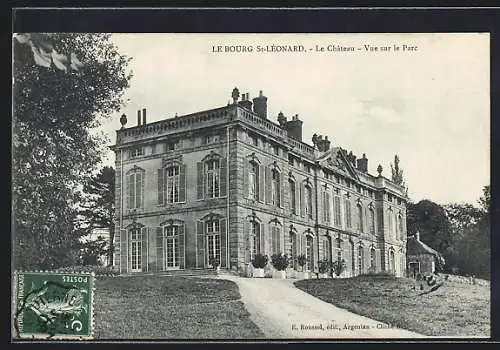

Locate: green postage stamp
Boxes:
[12,271,95,340]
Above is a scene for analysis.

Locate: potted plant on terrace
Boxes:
[296,254,309,279]
[251,253,268,278]
[209,255,220,274]
[331,259,347,278]
[318,258,331,279]
[270,253,289,279]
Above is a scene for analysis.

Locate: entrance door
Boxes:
[206,234,221,267]
[130,228,142,272]
[409,262,420,278]
[164,226,180,270]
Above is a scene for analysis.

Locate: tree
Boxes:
[12,34,132,270]
[76,166,116,266]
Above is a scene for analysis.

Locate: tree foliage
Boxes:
[12,34,132,270]
[76,166,116,266]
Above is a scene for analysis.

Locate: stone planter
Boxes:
[285,268,296,279]
[318,273,329,279]
[296,271,310,280]
[252,268,265,278]
[272,270,286,279]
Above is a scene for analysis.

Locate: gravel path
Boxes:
[220,274,427,339]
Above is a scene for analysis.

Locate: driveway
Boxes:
[219,274,426,339]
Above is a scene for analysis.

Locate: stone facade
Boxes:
[110,88,408,277]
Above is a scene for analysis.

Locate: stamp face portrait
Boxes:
[13,272,95,340]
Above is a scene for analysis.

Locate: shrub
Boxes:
[270,253,289,271]
[318,258,331,274]
[209,256,220,269]
[331,259,347,276]
[296,254,307,271]
[56,265,119,276]
[251,253,268,269]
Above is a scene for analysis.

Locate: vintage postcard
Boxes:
[12,29,490,341]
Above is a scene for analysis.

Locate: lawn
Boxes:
[295,275,490,337]
[94,275,264,339]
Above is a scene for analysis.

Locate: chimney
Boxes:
[238,93,253,110]
[285,114,303,141]
[137,109,141,126]
[142,108,147,125]
[316,135,331,152]
[252,90,268,119]
[356,153,368,173]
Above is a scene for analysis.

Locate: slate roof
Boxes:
[407,235,446,264]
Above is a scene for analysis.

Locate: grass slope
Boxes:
[94,275,264,339]
[295,275,490,337]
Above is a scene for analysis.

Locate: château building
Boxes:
[110,87,408,277]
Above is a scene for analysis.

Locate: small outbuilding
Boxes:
[406,232,445,278]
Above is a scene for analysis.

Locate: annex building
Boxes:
[111,87,408,277]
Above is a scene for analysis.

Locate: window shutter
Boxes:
[219,158,227,197]
[197,162,204,200]
[294,182,299,215]
[141,227,148,271]
[319,191,324,223]
[178,224,185,269]
[127,174,134,209]
[279,171,284,208]
[196,221,205,268]
[156,227,163,272]
[259,165,265,203]
[265,167,271,205]
[220,218,227,268]
[310,185,316,219]
[245,220,251,263]
[120,229,127,273]
[158,169,164,205]
[138,172,144,208]
[244,159,249,199]
[299,183,306,217]
[179,164,186,202]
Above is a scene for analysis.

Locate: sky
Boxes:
[98,33,490,206]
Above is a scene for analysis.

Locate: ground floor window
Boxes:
[389,250,395,274]
[130,228,142,272]
[358,246,364,275]
[164,226,180,269]
[306,235,314,271]
[289,232,297,269]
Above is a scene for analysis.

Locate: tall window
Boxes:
[387,209,393,236]
[334,196,342,226]
[130,228,142,271]
[343,198,351,228]
[289,179,296,214]
[358,245,365,274]
[206,220,221,265]
[251,222,261,258]
[369,207,375,234]
[164,225,180,269]
[350,241,355,275]
[398,215,404,240]
[306,235,314,271]
[166,166,180,203]
[323,191,331,223]
[370,247,376,270]
[389,250,395,274]
[289,232,297,269]
[357,204,364,232]
[271,224,281,254]
[305,186,313,218]
[206,159,220,198]
[249,162,259,200]
[271,170,280,207]
[323,237,331,261]
[127,168,144,210]
[336,238,342,264]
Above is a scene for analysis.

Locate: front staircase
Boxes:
[120,268,221,278]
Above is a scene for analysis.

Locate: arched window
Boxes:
[289,179,296,214]
[206,219,221,265]
[270,221,282,255]
[387,208,394,236]
[158,163,186,205]
[344,198,351,228]
[206,159,221,198]
[164,225,180,269]
[336,238,342,264]
[305,185,313,218]
[248,161,259,200]
[398,214,404,240]
[251,221,261,258]
[271,169,280,207]
[350,240,355,275]
[369,207,376,234]
[358,245,365,274]
[129,226,143,272]
[389,249,396,274]
[127,167,145,210]
[322,190,332,223]
[370,247,376,270]
[289,230,297,269]
[357,203,364,232]
[323,236,331,261]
